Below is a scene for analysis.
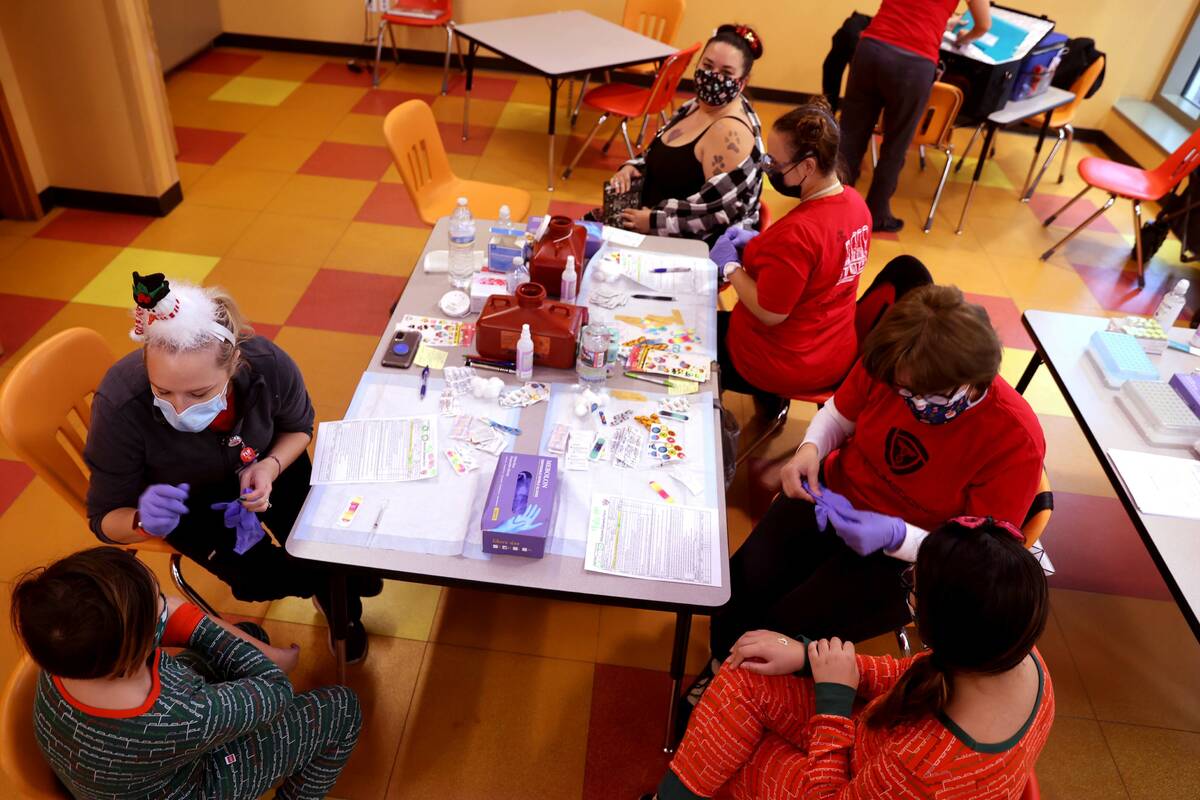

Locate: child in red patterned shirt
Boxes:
[644,517,1053,800]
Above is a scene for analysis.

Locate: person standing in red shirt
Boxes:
[712,99,872,409]
[838,0,992,232]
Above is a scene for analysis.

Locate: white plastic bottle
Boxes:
[1153,278,1190,330]
[507,257,529,294]
[516,323,534,380]
[560,255,577,304]
[448,197,476,289]
[488,205,523,273]
[577,312,612,387]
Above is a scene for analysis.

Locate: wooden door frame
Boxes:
[0,75,43,220]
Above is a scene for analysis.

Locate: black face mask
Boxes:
[694,68,742,107]
[768,169,805,198]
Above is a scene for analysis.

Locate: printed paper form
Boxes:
[311,416,437,484]
[1107,449,1200,521]
[585,494,721,586]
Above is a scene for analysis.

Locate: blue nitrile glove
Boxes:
[138,483,190,537]
[210,495,267,555]
[710,235,740,269]
[724,226,759,249]
[813,488,906,556]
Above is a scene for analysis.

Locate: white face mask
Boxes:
[153,381,228,433]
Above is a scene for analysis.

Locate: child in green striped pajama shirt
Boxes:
[10,547,361,800]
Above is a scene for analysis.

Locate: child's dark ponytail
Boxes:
[865,653,951,729]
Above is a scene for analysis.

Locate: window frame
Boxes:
[1154,5,1200,128]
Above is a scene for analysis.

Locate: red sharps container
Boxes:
[474,283,588,369]
[528,216,587,296]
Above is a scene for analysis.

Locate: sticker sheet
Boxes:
[397,315,475,347]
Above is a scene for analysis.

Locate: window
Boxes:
[1156,8,1200,126]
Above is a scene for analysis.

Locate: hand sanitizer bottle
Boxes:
[560,255,577,304]
[516,323,534,381]
[1153,278,1189,330]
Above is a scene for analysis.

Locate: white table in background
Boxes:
[287,219,726,751]
[1017,310,1200,641]
[452,11,676,191]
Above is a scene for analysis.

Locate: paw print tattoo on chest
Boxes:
[725,129,743,154]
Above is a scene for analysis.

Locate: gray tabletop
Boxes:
[1023,310,1200,636]
[453,10,676,77]
[987,86,1075,125]
[287,220,730,612]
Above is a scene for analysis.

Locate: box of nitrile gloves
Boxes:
[481,453,558,558]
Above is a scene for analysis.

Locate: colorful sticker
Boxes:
[338,495,364,527]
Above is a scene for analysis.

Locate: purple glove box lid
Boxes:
[481,452,559,558]
[1169,372,1200,419]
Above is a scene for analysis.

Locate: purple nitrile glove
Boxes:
[724,226,759,249]
[710,235,740,269]
[138,483,190,537]
[210,496,266,555]
[816,489,906,556]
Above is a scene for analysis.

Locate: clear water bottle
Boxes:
[448,197,476,289]
[507,257,529,294]
[1153,278,1189,330]
[488,204,523,273]
[577,316,611,387]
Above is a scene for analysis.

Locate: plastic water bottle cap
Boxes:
[1173,279,1190,294]
[499,204,511,218]
[457,197,468,205]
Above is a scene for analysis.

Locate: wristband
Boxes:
[265,454,282,477]
[722,262,742,281]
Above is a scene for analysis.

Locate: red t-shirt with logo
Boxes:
[823,363,1046,531]
[861,0,960,63]
[727,188,871,396]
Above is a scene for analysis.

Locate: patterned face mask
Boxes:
[898,385,971,425]
[694,68,741,106]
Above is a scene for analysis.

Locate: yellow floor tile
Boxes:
[1101,722,1200,800]
[176,161,210,191]
[386,644,592,800]
[378,64,456,95]
[129,205,257,257]
[278,83,372,116]
[381,163,403,183]
[73,248,220,308]
[0,238,119,300]
[1036,608,1095,719]
[210,76,301,106]
[203,258,318,325]
[947,155,1016,190]
[226,212,348,268]
[170,98,273,133]
[253,103,354,141]
[594,606,714,675]
[265,174,376,220]
[263,580,443,642]
[430,588,600,662]
[327,113,389,147]
[1000,347,1071,417]
[164,70,232,102]
[183,164,292,211]
[991,254,1105,316]
[0,581,23,682]
[429,95,507,128]
[323,222,430,276]
[271,327,377,424]
[494,100,571,135]
[241,52,326,82]
[1039,415,1118,499]
[1036,716,1129,800]
[0,477,95,582]
[0,303,137,390]
[218,133,322,173]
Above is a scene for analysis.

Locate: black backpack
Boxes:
[1051,37,1106,98]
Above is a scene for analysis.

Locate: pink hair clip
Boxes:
[948,515,1025,543]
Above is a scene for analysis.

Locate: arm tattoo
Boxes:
[725,129,743,154]
[711,153,727,171]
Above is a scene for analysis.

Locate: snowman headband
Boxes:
[130,272,236,348]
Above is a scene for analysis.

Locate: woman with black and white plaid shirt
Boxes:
[611,24,765,245]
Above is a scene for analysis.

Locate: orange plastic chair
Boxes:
[382,99,532,225]
[869,82,963,233]
[562,43,700,180]
[1040,125,1200,287]
[1019,56,1107,199]
[0,328,218,616]
[373,0,464,94]
[619,0,687,76]
[0,655,68,799]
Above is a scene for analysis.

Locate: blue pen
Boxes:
[419,365,430,400]
[650,267,691,273]
[486,418,522,436]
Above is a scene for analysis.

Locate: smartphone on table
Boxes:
[381,330,421,369]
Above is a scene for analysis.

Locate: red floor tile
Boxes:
[561,130,633,173]
[0,460,35,517]
[547,200,597,220]
[0,293,67,366]
[583,664,677,800]
[444,74,518,102]
[305,61,375,88]
[175,126,244,165]
[1069,249,1198,322]
[1028,192,1120,235]
[354,183,426,227]
[437,122,492,156]
[182,50,260,75]
[351,89,438,116]
[298,142,394,181]
[286,269,407,335]
[34,209,155,248]
[964,291,1034,349]
[1043,491,1173,602]
[250,322,282,341]
[873,229,900,242]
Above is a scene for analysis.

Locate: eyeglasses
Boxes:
[897,386,968,406]
[761,151,813,176]
[950,515,1026,544]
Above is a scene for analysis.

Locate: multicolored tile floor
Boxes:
[1,47,1199,799]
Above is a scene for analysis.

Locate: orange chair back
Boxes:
[643,42,701,117]
[1151,125,1200,191]
[0,328,117,517]
[382,100,456,218]
[1021,470,1053,549]
[621,0,685,44]
[0,655,69,799]
[911,82,963,150]
[1047,55,1105,127]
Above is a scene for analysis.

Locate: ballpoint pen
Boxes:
[650,267,691,273]
[631,294,675,301]
[419,365,429,400]
[466,360,517,374]
[372,501,388,532]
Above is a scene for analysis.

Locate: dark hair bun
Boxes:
[716,23,764,60]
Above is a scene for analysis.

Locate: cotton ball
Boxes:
[597,260,622,283]
[486,377,504,398]
[574,401,588,417]
[471,376,489,398]
[595,392,610,408]
[580,388,598,406]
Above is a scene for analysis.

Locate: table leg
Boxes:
[329,570,349,685]
[1019,110,1056,202]
[956,122,998,235]
[547,75,559,192]
[663,611,693,753]
[462,42,478,142]
[1015,351,1043,395]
